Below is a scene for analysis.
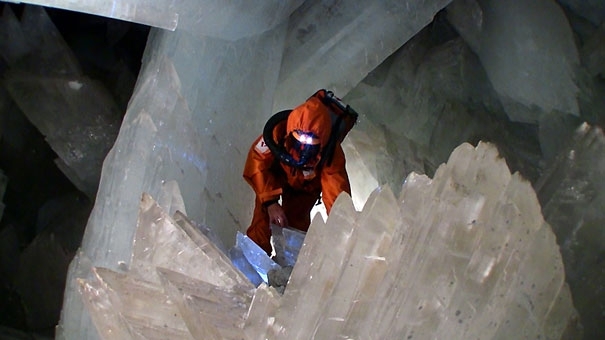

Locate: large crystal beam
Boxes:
[77,142,581,339]
[312,187,399,339]
[60,15,288,334]
[10,0,178,30]
[172,210,252,288]
[273,0,453,110]
[175,0,304,40]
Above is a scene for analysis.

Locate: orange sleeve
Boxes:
[243,135,283,204]
[320,144,351,214]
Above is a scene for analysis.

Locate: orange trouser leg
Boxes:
[246,196,273,255]
[246,188,320,255]
[282,188,320,233]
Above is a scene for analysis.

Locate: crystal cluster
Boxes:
[78,142,580,339]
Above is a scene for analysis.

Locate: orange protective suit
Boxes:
[243,93,351,254]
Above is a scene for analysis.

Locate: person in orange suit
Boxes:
[243,89,353,255]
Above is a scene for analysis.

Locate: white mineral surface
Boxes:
[78,142,581,339]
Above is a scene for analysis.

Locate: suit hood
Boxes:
[286,96,332,149]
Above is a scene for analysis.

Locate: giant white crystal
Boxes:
[273,0,453,109]
[78,142,581,339]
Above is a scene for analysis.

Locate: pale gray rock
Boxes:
[235,232,281,285]
[0,169,6,220]
[15,233,72,331]
[1,5,121,199]
[1,5,81,76]
[0,5,31,65]
[270,224,305,267]
[558,0,605,26]
[535,123,605,340]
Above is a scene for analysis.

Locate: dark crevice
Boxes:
[0,4,148,336]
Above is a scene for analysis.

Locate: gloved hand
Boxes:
[267,202,288,227]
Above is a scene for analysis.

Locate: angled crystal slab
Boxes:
[175,0,304,40]
[173,210,252,289]
[157,267,252,340]
[131,193,244,287]
[93,267,186,329]
[79,266,192,340]
[8,5,82,75]
[174,209,227,254]
[229,244,264,287]
[16,0,303,38]
[340,125,393,209]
